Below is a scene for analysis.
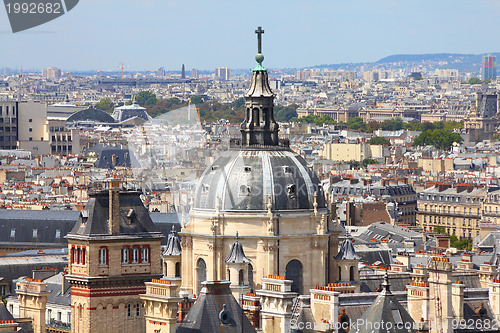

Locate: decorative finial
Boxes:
[267,193,272,214]
[254,26,266,71]
[215,194,220,213]
[235,232,239,242]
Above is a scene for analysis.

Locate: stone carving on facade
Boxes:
[316,214,326,235]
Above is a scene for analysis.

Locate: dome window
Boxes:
[244,166,252,173]
[201,184,210,195]
[240,185,251,195]
[283,166,293,174]
[287,184,296,194]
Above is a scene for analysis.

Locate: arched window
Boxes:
[339,266,342,281]
[238,269,244,286]
[248,264,254,292]
[196,258,207,295]
[175,262,181,277]
[285,259,303,294]
[350,266,355,281]
[252,108,260,126]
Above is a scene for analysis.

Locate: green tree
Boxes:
[380,117,404,131]
[274,104,298,122]
[189,95,205,105]
[413,129,463,150]
[135,91,157,106]
[361,158,379,167]
[348,160,361,170]
[434,227,471,250]
[443,120,464,130]
[368,136,391,146]
[346,117,366,131]
[231,97,245,109]
[295,114,337,126]
[95,98,114,113]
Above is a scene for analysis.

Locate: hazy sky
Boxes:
[1,0,500,71]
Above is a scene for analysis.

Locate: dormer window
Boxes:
[287,184,296,195]
[283,166,293,174]
[202,184,210,195]
[240,185,251,195]
[244,166,252,173]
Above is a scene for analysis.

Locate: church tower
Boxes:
[181,27,340,297]
[65,178,163,333]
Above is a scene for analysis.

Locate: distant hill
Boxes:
[376,53,477,63]
[314,52,500,73]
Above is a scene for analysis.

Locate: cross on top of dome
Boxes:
[254,26,265,71]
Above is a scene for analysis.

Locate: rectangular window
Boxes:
[29,137,32,141]
[55,229,61,239]
[29,128,32,132]
[127,304,131,318]
[136,303,140,317]
[122,247,129,264]
[141,247,150,263]
[81,248,86,265]
[32,229,38,238]
[10,228,15,238]
[57,312,62,321]
[29,118,32,122]
[99,248,108,265]
[132,248,140,263]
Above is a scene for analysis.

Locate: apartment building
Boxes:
[417,184,488,239]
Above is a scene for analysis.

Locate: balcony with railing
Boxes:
[46,318,70,332]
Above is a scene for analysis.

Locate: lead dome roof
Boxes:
[193,148,325,212]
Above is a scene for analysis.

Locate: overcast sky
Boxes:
[1,0,499,71]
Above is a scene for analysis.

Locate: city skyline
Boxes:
[1,0,500,71]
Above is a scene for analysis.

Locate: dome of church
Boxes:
[193,147,325,212]
[192,30,325,213]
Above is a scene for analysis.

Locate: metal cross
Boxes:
[255,26,264,54]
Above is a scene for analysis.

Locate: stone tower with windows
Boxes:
[464,92,500,142]
[65,179,163,333]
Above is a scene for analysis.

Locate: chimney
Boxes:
[109,178,121,234]
[490,280,500,321]
[452,281,465,321]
